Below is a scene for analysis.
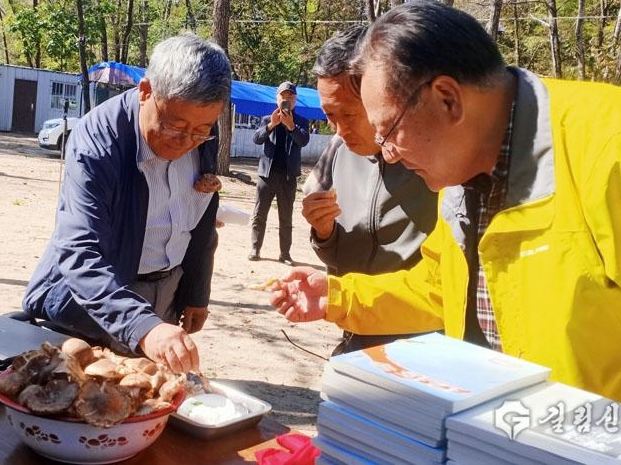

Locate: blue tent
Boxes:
[86,61,326,120]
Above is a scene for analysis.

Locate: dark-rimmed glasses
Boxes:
[153,97,216,143]
[374,80,432,149]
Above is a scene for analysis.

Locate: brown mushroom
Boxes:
[18,379,79,415]
[74,379,134,427]
[157,376,184,403]
[0,370,28,399]
[118,357,158,376]
[135,398,172,416]
[61,338,95,368]
[84,358,122,379]
[194,173,222,193]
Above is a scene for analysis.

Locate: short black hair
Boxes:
[312,24,367,78]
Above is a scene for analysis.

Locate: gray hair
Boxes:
[145,33,231,104]
[352,1,506,99]
[312,24,367,78]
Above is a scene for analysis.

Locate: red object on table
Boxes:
[255,432,320,465]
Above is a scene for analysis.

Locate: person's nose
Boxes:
[380,144,402,164]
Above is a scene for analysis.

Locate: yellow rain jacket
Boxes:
[326,69,621,400]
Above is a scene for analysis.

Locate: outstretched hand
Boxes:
[270,266,328,323]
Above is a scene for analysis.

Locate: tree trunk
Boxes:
[614,2,621,44]
[98,0,109,62]
[487,0,503,42]
[113,0,122,61]
[575,0,585,80]
[365,0,376,22]
[76,0,91,113]
[512,0,521,66]
[138,0,149,67]
[595,0,606,49]
[212,0,232,176]
[120,0,135,63]
[185,0,196,33]
[547,0,562,78]
[0,7,10,64]
[33,0,41,68]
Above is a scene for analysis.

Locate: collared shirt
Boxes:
[465,104,515,351]
[136,135,214,274]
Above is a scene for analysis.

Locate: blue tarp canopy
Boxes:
[86,61,146,89]
[85,61,326,120]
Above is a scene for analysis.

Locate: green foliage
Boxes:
[1,0,619,84]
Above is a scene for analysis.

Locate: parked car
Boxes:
[38,117,80,150]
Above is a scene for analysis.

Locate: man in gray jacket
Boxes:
[301,25,438,354]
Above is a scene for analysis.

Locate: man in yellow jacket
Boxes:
[270,1,621,402]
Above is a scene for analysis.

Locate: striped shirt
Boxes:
[136,136,214,274]
[468,104,515,351]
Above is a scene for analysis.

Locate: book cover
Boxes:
[320,385,445,447]
[322,364,448,420]
[446,429,579,465]
[318,400,446,463]
[313,435,399,465]
[329,332,550,413]
[446,381,621,465]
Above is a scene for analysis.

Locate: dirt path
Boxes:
[0,132,341,435]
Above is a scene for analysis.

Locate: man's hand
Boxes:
[181,306,209,334]
[139,323,200,374]
[279,108,295,131]
[301,190,340,239]
[268,108,282,130]
[270,266,328,323]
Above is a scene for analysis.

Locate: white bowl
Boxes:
[0,387,183,464]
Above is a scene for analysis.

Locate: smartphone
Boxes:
[281,101,291,113]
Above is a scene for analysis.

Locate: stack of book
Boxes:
[314,332,551,464]
[446,381,621,464]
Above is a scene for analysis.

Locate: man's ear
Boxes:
[429,75,464,125]
[137,78,152,103]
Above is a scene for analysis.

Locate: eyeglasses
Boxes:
[374,80,432,149]
[153,97,216,143]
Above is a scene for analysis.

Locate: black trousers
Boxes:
[250,171,297,255]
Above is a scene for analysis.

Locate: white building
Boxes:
[0,64,82,133]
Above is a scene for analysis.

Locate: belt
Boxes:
[136,267,175,282]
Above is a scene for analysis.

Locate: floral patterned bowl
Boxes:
[0,388,183,464]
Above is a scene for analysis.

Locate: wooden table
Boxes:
[0,406,291,464]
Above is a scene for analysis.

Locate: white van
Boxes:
[38,117,80,150]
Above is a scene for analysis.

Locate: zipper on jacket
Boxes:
[365,155,383,270]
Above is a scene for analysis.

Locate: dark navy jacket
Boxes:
[22,88,219,354]
[252,112,309,179]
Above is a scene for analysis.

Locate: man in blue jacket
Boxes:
[22,34,231,374]
[249,81,310,265]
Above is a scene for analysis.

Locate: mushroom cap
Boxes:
[74,380,134,427]
[61,338,95,368]
[119,357,158,375]
[84,358,122,379]
[119,373,152,390]
[0,370,28,399]
[18,379,79,415]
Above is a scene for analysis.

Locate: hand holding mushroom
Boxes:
[139,322,200,374]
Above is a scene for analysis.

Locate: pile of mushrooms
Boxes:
[0,338,199,427]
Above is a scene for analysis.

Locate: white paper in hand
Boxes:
[217,204,250,225]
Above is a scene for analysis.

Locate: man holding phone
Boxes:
[249,81,310,265]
